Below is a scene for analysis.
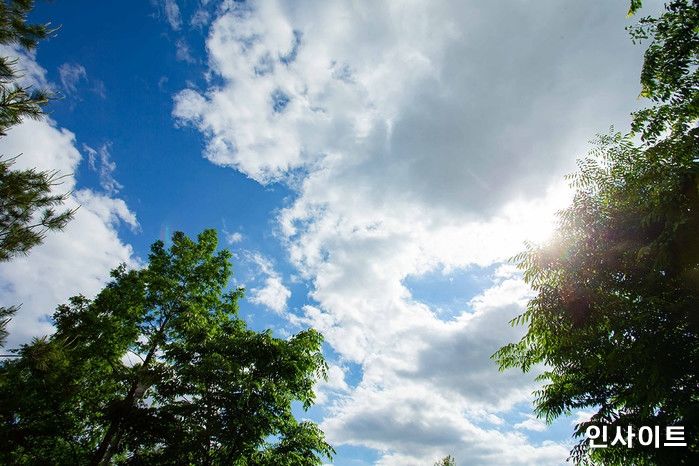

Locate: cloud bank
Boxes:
[172,1,654,463]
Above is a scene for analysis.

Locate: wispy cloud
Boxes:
[175,39,195,63]
[83,143,123,196]
[91,79,107,99]
[226,231,244,244]
[190,8,210,29]
[58,62,86,95]
[58,62,106,98]
[163,0,182,31]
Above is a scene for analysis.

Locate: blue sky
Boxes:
[0,1,662,464]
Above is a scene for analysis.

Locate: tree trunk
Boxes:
[91,319,168,465]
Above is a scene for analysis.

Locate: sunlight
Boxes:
[502,181,573,247]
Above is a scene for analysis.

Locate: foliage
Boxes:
[495,2,699,463]
[627,0,699,141]
[0,230,334,465]
[0,0,52,135]
[494,129,699,464]
[628,0,644,17]
[0,155,74,262]
[0,305,16,347]
[434,454,456,466]
[0,0,73,345]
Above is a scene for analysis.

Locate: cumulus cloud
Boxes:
[0,50,136,348]
[324,381,567,466]
[314,363,350,405]
[309,275,564,464]
[173,0,658,462]
[246,253,291,314]
[0,120,137,347]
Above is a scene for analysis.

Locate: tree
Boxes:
[0,229,334,465]
[0,305,14,347]
[434,454,456,466]
[494,129,699,464]
[0,0,74,346]
[494,2,699,463]
[628,0,644,16]
[0,156,74,262]
[0,0,51,134]
[627,0,699,141]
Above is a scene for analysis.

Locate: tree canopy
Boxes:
[628,0,699,141]
[0,0,51,135]
[495,1,699,464]
[495,129,699,464]
[0,230,334,465]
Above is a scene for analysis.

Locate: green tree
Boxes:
[494,130,699,464]
[0,156,74,263]
[0,305,14,347]
[0,0,74,346]
[494,2,699,463]
[434,454,456,466]
[1,3,49,135]
[0,230,334,465]
[628,0,644,16]
[627,0,698,141]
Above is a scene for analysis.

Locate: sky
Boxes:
[0,1,663,464]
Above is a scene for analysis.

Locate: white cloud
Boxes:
[91,79,107,99]
[1,46,44,88]
[83,143,123,195]
[163,0,182,31]
[493,264,520,281]
[226,231,244,244]
[0,50,136,348]
[515,414,548,433]
[58,62,87,95]
[310,276,565,464]
[249,275,290,314]
[314,363,350,405]
[190,8,211,29]
[173,0,660,462]
[175,38,195,63]
[246,253,291,314]
[322,373,567,466]
[58,62,106,99]
[0,120,137,347]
